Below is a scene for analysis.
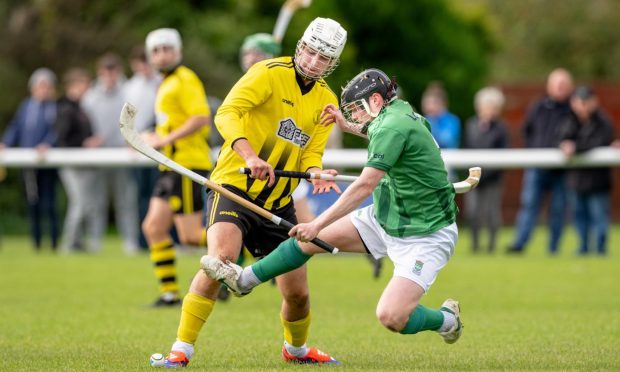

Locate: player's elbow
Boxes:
[189,114,211,130]
[355,177,378,196]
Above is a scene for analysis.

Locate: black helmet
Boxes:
[340,68,397,131]
[341,68,396,107]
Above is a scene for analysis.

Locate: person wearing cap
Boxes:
[1,68,60,251]
[203,67,463,351]
[559,86,615,256]
[81,53,140,255]
[507,68,574,255]
[155,18,347,367]
[140,28,213,307]
[239,33,282,73]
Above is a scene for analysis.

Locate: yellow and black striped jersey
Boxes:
[155,65,213,171]
[212,56,338,210]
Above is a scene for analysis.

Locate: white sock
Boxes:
[171,340,194,359]
[237,266,263,291]
[438,311,456,333]
[284,341,309,357]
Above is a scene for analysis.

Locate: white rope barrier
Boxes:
[323,147,620,169]
[1,147,619,169]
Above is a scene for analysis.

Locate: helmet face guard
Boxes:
[294,17,347,81]
[340,68,397,133]
[341,98,374,132]
[294,41,340,80]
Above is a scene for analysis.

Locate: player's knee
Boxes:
[189,272,218,297]
[376,308,407,332]
[142,217,168,240]
[142,219,156,238]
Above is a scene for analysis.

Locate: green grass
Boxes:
[1,226,619,371]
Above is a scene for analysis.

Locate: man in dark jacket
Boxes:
[1,68,59,251]
[55,68,101,253]
[559,86,614,255]
[507,68,574,255]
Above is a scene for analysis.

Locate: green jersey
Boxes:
[366,99,458,237]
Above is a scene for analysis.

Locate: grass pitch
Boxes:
[0,227,618,371]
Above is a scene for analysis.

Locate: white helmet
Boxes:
[295,17,347,80]
[146,28,182,58]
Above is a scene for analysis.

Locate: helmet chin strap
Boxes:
[363,96,382,119]
[358,99,381,135]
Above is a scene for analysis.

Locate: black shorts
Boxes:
[206,184,297,258]
[152,170,209,215]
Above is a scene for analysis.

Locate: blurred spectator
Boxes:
[125,45,161,252]
[507,68,574,255]
[1,68,60,251]
[82,53,139,254]
[239,33,281,73]
[421,81,461,181]
[559,86,614,256]
[55,68,100,253]
[463,87,510,253]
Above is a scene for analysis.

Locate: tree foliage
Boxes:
[0,0,494,132]
[461,0,620,82]
[0,0,498,227]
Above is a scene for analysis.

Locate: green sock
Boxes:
[400,305,445,334]
[251,238,312,282]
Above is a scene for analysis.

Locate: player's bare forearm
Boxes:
[314,167,384,229]
[232,138,258,161]
[165,115,211,145]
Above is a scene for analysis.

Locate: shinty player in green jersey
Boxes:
[202,68,464,352]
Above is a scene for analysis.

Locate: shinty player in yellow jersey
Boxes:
[140,28,213,307]
[156,18,347,367]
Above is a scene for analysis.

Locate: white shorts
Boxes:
[350,205,458,292]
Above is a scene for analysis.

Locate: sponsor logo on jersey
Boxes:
[219,210,239,218]
[412,260,424,275]
[281,98,294,107]
[277,118,310,148]
[369,152,384,160]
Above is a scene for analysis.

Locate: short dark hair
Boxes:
[63,68,91,86]
[96,52,123,71]
[130,45,147,63]
[422,81,448,104]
